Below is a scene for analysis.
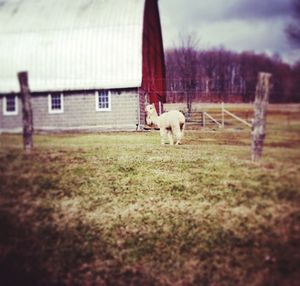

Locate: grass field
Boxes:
[1,105,300,285]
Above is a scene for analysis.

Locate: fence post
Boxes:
[251,72,272,162]
[186,91,192,119]
[17,71,33,153]
[221,102,225,128]
[203,112,206,128]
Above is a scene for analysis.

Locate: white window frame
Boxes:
[95,90,111,112]
[3,95,18,116]
[48,93,64,114]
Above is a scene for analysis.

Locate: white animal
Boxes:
[145,104,185,145]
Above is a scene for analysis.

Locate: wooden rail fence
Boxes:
[186,102,252,129]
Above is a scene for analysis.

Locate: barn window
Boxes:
[3,95,18,116]
[95,90,111,111]
[48,93,64,114]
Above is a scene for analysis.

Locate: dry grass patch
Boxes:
[0,127,300,285]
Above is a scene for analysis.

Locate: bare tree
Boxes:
[165,36,300,104]
[173,34,199,116]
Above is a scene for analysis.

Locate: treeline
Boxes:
[165,48,300,103]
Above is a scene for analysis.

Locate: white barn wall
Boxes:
[0,96,22,132]
[0,89,141,132]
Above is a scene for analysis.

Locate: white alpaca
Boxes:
[145,104,185,145]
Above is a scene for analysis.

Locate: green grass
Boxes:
[1,125,300,285]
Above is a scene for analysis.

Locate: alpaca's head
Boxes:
[145,104,157,125]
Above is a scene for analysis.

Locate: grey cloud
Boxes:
[159,0,299,63]
[225,0,293,21]
[181,0,294,25]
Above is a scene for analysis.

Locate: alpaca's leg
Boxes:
[172,125,181,145]
[180,123,185,140]
[176,123,185,145]
[167,130,174,145]
[160,129,166,145]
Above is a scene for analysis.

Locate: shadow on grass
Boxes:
[0,149,156,286]
[0,206,157,286]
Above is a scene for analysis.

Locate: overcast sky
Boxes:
[159,0,299,64]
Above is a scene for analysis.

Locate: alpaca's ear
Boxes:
[152,103,155,107]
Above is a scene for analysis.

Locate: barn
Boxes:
[0,0,165,132]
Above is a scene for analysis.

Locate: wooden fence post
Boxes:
[186,91,192,119]
[251,72,272,162]
[17,71,33,153]
[221,102,225,128]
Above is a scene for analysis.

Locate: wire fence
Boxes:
[164,102,300,130]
